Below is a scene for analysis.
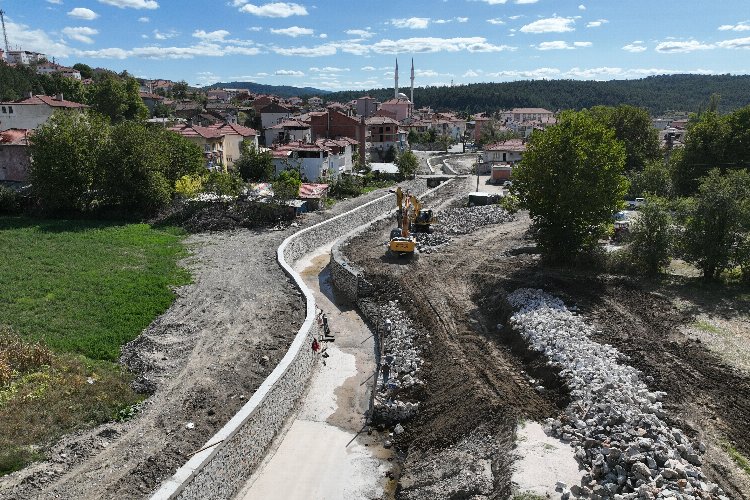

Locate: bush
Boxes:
[273,169,301,201]
[497,194,520,214]
[0,186,22,215]
[629,197,674,275]
[202,171,245,197]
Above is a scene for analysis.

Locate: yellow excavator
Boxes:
[410,194,437,233]
[388,187,417,256]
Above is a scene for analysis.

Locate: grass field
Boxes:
[0,217,190,475]
[0,217,190,361]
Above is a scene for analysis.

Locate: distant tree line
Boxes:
[324,74,750,116]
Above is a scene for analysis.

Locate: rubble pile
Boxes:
[373,300,424,423]
[507,288,727,500]
[440,205,514,235]
[415,205,514,253]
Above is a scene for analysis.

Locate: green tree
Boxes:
[681,169,750,280]
[588,105,661,172]
[29,111,110,212]
[87,75,148,123]
[627,160,674,199]
[674,111,730,195]
[153,128,205,183]
[72,63,94,80]
[513,110,628,262]
[152,101,171,118]
[235,144,275,182]
[172,81,189,100]
[629,197,674,275]
[383,145,397,163]
[274,170,301,200]
[396,150,419,179]
[99,122,171,214]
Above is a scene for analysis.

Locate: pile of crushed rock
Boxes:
[507,288,727,500]
[415,205,514,253]
[373,300,424,423]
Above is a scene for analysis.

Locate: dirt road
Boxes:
[343,181,750,498]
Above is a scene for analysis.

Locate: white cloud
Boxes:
[153,29,179,40]
[520,16,575,33]
[416,69,439,77]
[47,0,63,4]
[718,22,750,32]
[346,29,375,38]
[536,40,590,50]
[4,19,71,57]
[586,19,608,28]
[272,43,337,57]
[509,15,523,20]
[474,0,508,4]
[578,4,586,10]
[457,17,469,23]
[515,0,538,3]
[76,41,261,59]
[247,26,263,31]
[67,7,99,20]
[655,40,713,53]
[371,37,516,54]
[138,16,150,22]
[97,0,158,9]
[239,2,308,17]
[361,66,376,71]
[193,30,230,42]
[270,26,313,37]
[275,69,304,76]
[622,42,647,53]
[392,17,430,29]
[434,19,452,24]
[463,70,479,77]
[487,18,505,25]
[310,66,349,72]
[319,33,327,39]
[62,26,99,44]
[487,67,561,79]
[716,36,750,49]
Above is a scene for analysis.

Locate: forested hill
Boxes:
[203,81,329,97]
[324,74,750,115]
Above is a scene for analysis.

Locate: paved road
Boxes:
[237,244,392,500]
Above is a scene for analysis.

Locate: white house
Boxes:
[0,94,88,132]
[271,141,333,182]
[206,122,259,166]
[482,139,526,165]
[259,102,293,130]
[266,119,311,146]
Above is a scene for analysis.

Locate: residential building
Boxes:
[6,50,46,65]
[35,62,81,80]
[481,139,526,175]
[0,128,32,182]
[366,116,406,152]
[259,102,293,130]
[140,92,165,114]
[271,141,332,182]
[0,94,88,132]
[266,119,311,146]
[168,124,226,171]
[298,183,329,211]
[316,138,355,175]
[307,96,323,109]
[502,108,554,123]
[379,98,412,122]
[172,100,204,120]
[355,96,378,118]
[309,110,366,143]
[206,122,259,166]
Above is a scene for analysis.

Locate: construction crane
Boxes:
[0,10,9,59]
[388,187,417,256]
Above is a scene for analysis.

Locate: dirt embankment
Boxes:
[344,187,750,499]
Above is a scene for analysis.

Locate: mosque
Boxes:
[378,58,414,122]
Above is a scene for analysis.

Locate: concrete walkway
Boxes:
[236,244,392,500]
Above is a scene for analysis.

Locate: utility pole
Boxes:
[0,10,10,58]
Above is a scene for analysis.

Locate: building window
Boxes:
[8,106,12,114]
[1,107,5,114]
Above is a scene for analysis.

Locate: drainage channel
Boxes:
[236,242,394,500]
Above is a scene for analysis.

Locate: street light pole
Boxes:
[476,154,482,192]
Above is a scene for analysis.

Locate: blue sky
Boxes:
[2,0,750,90]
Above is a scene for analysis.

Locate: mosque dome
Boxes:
[397,92,409,100]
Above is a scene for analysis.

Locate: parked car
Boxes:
[626,197,645,209]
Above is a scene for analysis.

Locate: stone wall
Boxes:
[150,181,432,500]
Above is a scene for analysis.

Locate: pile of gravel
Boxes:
[507,288,727,500]
[373,300,424,423]
[415,205,514,253]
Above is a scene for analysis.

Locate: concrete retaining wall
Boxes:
[150,182,433,500]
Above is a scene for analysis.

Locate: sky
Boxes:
[2,0,750,90]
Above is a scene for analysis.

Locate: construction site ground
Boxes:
[342,176,750,499]
[0,187,399,500]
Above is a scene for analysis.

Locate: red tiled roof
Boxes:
[272,141,329,153]
[485,139,526,152]
[299,183,329,199]
[366,116,399,125]
[139,91,164,100]
[270,119,310,130]
[10,95,88,109]
[207,122,258,137]
[168,124,225,139]
[0,128,33,146]
[510,108,553,114]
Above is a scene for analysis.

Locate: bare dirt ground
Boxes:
[343,179,750,499]
[0,187,398,500]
